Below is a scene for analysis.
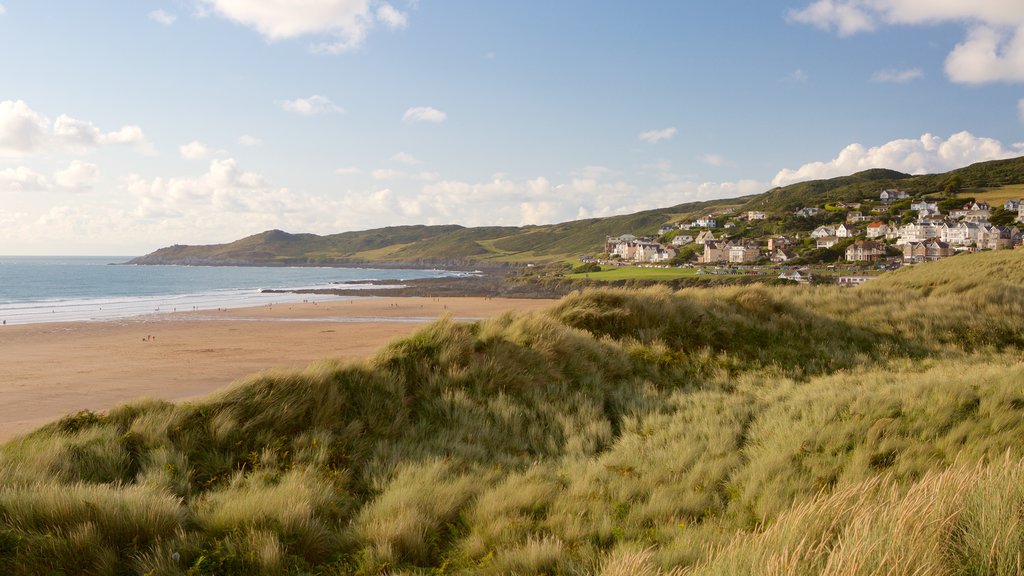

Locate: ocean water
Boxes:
[0,256,456,325]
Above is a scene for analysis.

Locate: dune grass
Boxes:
[1,249,1024,574]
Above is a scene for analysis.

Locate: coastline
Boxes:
[0,296,559,442]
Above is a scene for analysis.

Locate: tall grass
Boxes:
[1,249,1023,573]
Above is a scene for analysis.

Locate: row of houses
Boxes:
[605,235,677,263]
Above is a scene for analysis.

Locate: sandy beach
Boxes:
[0,296,558,441]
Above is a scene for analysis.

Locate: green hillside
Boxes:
[130,155,1024,267]
[3,249,1024,574]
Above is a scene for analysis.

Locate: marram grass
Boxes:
[1,249,1024,574]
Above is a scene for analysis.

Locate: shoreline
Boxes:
[0,296,558,442]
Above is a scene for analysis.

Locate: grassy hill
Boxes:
[3,249,1024,574]
[130,155,1024,267]
[127,199,751,267]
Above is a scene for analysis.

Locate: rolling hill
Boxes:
[130,155,1024,267]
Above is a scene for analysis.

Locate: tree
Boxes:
[989,207,1017,226]
[943,175,962,195]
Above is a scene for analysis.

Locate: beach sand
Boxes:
[0,296,558,442]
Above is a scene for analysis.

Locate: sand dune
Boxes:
[0,296,557,441]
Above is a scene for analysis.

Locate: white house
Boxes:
[671,234,694,246]
[816,236,840,249]
[728,244,760,264]
[694,230,716,245]
[836,224,855,238]
[866,221,889,238]
[746,211,767,221]
[880,189,909,202]
[811,225,836,239]
[694,216,717,228]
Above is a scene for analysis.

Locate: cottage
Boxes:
[836,223,856,238]
[694,230,716,245]
[845,240,884,262]
[837,275,876,287]
[694,216,717,228]
[1004,199,1022,212]
[866,221,889,239]
[658,224,676,234]
[605,234,637,254]
[794,207,822,218]
[767,236,792,251]
[880,189,909,202]
[671,234,694,246]
[746,211,767,221]
[810,225,836,239]
[816,236,840,249]
[778,270,810,284]
[771,248,797,263]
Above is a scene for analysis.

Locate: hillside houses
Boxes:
[605,235,676,263]
[591,185,1023,269]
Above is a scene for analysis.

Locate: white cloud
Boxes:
[788,69,809,82]
[402,106,447,124]
[788,0,876,36]
[0,166,47,192]
[54,160,99,191]
[179,141,209,160]
[772,131,1018,186]
[376,3,407,29]
[0,100,49,157]
[53,114,151,153]
[149,9,177,26]
[700,154,728,167]
[238,134,261,146]
[198,0,408,54]
[371,168,438,181]
[871,67,924,83]
[335,166,361,175]
[638,127,677,143]
[0,4,6,16]
[391,151,421,165]
[280,95,344,115]
[790,1,1024,84]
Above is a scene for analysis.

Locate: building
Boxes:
[845,240,884,262]
[779,270,810,284]
[746,211,767,221]
[694,216,717,228]
[866,221,889,239]
[671,234,694,246]
[811,225,836,239]
[836,223,856,238]
[794,207,822,218]
[701,241,731,263]
[880,189,909,202]
[767,236,792,251]
[816,236,840,249]
[694,230,716,245]
[728,243,760,264]
[903,240,951,263]
[837,275,877,287]
[771,248,797,263]
[605,234,637,253]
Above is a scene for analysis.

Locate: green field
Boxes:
[564,265,701,281]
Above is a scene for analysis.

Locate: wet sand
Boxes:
[0,296,558,441]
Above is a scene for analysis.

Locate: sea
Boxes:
[0,256,459,326]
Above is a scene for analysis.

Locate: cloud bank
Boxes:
[773,131,1018,186]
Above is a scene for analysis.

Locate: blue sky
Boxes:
[1,1,1022,254]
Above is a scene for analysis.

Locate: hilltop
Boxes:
[3,249,1024,574]
[129,155,1024,268]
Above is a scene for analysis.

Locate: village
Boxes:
[596,189,1024,284]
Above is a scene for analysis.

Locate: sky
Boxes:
[1,1,1023,255]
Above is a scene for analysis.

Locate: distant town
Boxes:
[594,189,1024,284]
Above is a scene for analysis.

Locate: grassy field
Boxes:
[959,183,1024,205]
[1,249,1024,574]
[564,266,702,281]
